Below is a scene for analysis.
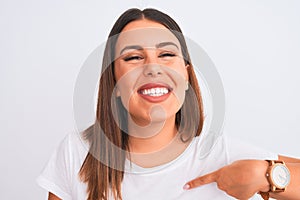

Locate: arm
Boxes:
[184,155,300,200]
[48,192,61,200]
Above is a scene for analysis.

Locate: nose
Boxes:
[143,50,163,77]
[143,64,163,77]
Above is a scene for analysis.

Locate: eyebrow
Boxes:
[119,45,143,56]
[119,42,179,55]
[155,42,179,50]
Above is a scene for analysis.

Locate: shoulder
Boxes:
[52,130,88,159]
[60,130,89,165]
[222,133,278,162]
[194,131,278,163]
[36,130,89,199]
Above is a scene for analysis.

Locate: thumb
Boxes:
[183,171,218,190]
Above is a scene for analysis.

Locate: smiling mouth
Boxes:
[139,87,170,97]
[137,83,173,101]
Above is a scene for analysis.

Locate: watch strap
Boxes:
[259,160,288,200]
[258,191,269,200]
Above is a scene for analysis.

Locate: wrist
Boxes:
[258,160,271,200]
[259,160,271,192]
[258,160,291,200]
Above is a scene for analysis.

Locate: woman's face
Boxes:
[114,19,189,126]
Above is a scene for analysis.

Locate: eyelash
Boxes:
[123,53,176,62]
[124,56,143,62]
[159,53,176,58]
[123,56,144,61]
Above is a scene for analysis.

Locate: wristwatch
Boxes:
[259,160,291,200]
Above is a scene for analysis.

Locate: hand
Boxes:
[183,160,270,200]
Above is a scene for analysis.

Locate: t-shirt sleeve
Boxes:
[224,134,278,163]
[36,134,73,200]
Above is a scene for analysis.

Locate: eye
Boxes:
[123,55,144,62]
[158,52,176,58]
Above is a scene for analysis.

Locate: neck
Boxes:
[127,116,178,154]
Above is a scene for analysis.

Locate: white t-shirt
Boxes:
[37,130,277,200]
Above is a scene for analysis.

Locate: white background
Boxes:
[1,0,299,199]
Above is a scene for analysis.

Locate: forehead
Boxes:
[115,20,181,54]
[122,19,166,31]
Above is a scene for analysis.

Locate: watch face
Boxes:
[271,164,291,188]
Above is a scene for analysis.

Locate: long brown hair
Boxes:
[79,8,204,200]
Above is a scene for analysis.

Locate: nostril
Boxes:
[143,64,163,77]
[146,71,162,77]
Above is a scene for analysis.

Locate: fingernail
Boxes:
[183,184,190,190]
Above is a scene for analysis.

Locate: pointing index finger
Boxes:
[183,171,218,190]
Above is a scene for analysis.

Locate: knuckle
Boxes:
[189,180,198,188]
[194,178,205,185]
[226,191,238,198]
[216,183,224,191]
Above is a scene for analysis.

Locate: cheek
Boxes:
[115,66,143,109]
[115,77,134,110]
[114,62,132,93]
[178,61,189,81]
[168,58,188,81]
[114,60,125,81]
[181,67,188,81]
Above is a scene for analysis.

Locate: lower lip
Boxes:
[138,92,171,103]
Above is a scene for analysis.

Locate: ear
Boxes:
[185,64,190,77]
[185,64,190,90]
[185,80,189,91]
[115,87,121,97]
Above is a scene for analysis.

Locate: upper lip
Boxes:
[137,83,173,93]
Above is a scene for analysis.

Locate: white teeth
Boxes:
[141,87,169,96]
[155,88,160,94]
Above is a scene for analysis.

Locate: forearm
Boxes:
[270,162,300,200]
[185,158,300,200]
[48,192,61,200]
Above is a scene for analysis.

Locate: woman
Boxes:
[37,8,300,200]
